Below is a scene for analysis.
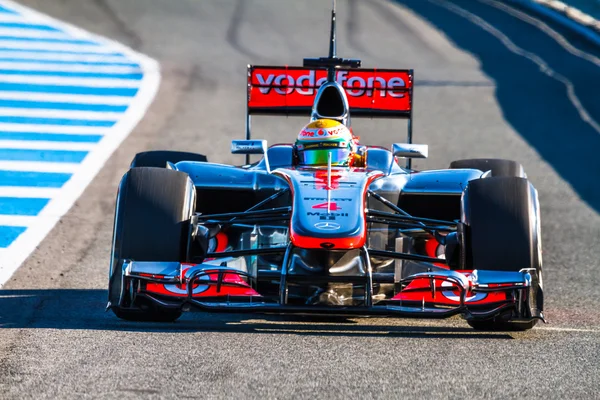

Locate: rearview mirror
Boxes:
[231,139,268,155]
[231,139,270,172]
[392,143,428,159]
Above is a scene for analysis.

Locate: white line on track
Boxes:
[0,62,143,74]
[538,327,600,333]
[0,92,133,105]
[0,51,136,64]
[0,108,123,120]
[0,187,61,197]
[0,74,142,88]
[0,140,96,150]
[0,160,80,172]
[0,293,37,299]
[0,123,109,134]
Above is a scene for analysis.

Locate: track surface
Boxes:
[1,0,599,398]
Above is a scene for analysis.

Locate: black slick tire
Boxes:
[468,319,537,332]
[450,158,525,178]
[109,167,196,322]
[462,177,543,331]
[130,150,207,168]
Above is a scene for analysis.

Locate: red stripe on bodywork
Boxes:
[392,271,507,304]
[215,232,228,253]
[424,238,448,269]
[145,266,261,298]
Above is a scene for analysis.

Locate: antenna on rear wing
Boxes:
[330,0,336,57]
[303,0,361,82]
[328,0,337,80]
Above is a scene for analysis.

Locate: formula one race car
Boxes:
[107,4,544,331]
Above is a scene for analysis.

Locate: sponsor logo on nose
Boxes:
[314,221,341,230]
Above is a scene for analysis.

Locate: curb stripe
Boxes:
[0,132,103,142]
[0,22,60,31]
[0,58,140,66]
[0,225,25,247]
[0,0,160,287]
[0,116,115,126]
[0,35,99,44]
[0,28,73,39]
[0,75,142,87]
[0,6,17,15]
[0,83,139,96]
[0,187,60,197]
[0,161,82,172]
[0,92,134,104]
[0,124,109,134]
[0,41,119,53]
[0,149,88,163]
[0,109,123,120]
[0,70,143,79]
[0,140,97,150]
[0,100,128,112]
[0,196,48,215]
[0,170,72,187]
[0,215,38,226]
[0,63,143,73]
[0,53,135,63]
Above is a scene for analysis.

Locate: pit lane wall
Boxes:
[513,0,600,39]
[0,0,160,286]
[545,0,600,24]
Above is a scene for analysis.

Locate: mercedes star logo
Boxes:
[314,221,341,230]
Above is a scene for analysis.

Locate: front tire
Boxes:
[462,176,543,331]
[108,167,196,322]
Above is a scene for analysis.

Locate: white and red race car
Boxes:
[107,4,543,331]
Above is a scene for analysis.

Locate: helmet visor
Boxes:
[298,148,351,166]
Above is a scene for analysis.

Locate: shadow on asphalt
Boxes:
[0,289,513,339]
[391,0,600,213]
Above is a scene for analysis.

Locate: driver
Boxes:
[295,119,363,167]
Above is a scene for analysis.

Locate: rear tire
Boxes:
[130,150,207,168]
[450,158,525,178]
[109,167,196,322]
[462,177,543,331]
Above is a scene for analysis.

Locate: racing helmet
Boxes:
[295,119,356,166]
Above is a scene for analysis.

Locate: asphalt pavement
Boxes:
[1,0,599,398]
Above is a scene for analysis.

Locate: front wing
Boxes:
[109,256,542,326]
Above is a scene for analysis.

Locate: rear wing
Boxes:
[246,66,414,143]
